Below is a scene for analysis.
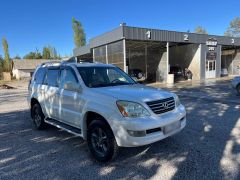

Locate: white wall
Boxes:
[222,49,240,75]
[12,68,33,80]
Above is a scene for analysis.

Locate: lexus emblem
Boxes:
[163,102,169,108]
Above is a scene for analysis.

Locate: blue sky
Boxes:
[0,0,239,58]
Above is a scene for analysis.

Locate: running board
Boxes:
[45,118,82,137]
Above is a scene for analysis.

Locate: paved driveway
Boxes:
[0,79,239,180]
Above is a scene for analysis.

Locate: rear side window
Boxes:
[34,67,46,84]
[46,69,59,87]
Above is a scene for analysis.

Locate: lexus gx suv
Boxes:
[28,61,186,161]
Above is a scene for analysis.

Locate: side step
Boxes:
[45,118,82,137]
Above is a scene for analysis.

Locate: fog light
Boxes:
[180,116,186,122]
[127,130,146,137]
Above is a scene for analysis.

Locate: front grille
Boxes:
[146,97,175,114]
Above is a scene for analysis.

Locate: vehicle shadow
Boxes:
[0,90,239,179]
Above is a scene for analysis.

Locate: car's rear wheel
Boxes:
[32,103,46,129]
[87,120,118,162]
[237,84,240,95]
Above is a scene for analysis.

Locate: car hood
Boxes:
[91,84,174,102]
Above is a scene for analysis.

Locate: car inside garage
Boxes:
[168,43,201,82]
[126,40,167,83]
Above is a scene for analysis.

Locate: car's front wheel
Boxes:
[31,103,46,129]
[87,120,118,162]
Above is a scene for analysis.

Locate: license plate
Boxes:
[163,121,181,134]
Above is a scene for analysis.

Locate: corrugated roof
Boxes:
[12,59,59,70]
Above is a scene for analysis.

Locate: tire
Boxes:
[31,103,46,130]
[87,120,118,162]
[237,84,240,95]
[137,72,143,79]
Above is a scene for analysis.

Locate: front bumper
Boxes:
[232,81,238,89]
[111,104,186,147]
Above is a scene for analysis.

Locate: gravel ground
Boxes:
[0,80,239,180]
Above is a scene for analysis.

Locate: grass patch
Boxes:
[0,80,5,85]
[0,79,12,85]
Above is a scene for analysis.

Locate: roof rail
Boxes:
[62,57,77,64]
[78,59,94,63]
[40,57,100,67]
[41,60,62,66]
[40,57,77,67]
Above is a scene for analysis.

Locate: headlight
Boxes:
[174,95,181,107]
[116,101,150,118]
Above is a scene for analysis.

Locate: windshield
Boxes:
[77,66,136,88]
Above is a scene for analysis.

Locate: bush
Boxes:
[0,59,3,80]
[3,59,11,72]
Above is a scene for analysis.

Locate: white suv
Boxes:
[28,61,186,161]
[232,76,240,95]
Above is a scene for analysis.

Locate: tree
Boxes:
[23,49,42,59]
[34,48,42,59]
[23,52,36,59]
[72,17,86,48]
[194,26,208,34]
[42,45,59,59]
[2,38,11,72]
[50,46,58,59]
[42,47,51,59]
[23,46,59,60]
[224,17,240,37]
[0,55,3,79]
[13,55,21,59]
[48,46,57,59]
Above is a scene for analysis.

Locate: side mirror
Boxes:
[131,77,138,82]
[64,82,82,93]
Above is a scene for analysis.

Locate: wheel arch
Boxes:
[30,98,40,118]
[82,111,113,140]
[236,83,240,94]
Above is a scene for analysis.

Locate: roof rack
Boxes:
[41,61,62,66]
[40,57,102,67]
[62,57,77,64]
[40,57,77,67]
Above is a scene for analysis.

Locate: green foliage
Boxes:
[0,55,3,79]
[42,45,60,59]
[13,55,21,59]
[194,26,208,34]
[2,38,11,72]
[23,50,42,59]
[42,47,51,59]
[224,17,240,37]
[72,17,86,48]
[24,46,60,60]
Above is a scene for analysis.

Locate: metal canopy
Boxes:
[74,25,240,57]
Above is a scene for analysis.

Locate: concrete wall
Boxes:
[156,51,167,82]
[221,49,240,75]
[169,44,201,80]
[148,49,166,82]
[12,68,33,80]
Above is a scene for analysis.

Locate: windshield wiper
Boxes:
[91,82,136,88]
[91,84,110,88]
[110,82,134,86]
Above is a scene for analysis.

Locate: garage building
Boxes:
[73,24,240,83]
